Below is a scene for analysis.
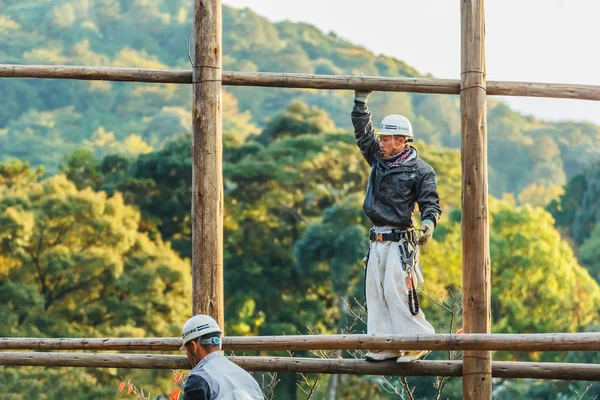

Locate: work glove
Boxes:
[354,90,372,103]
[418,219,435,246]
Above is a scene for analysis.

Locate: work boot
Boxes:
[365,350,403,362]
[396,350,431,363]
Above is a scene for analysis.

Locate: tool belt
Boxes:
[369,228,417,243]
[366,228,422,316]
[368,227,422,317]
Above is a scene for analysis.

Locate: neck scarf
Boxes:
[383,145,413,168]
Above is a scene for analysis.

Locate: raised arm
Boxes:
[351,91,379,165]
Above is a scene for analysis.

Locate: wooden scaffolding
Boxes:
[1,0,600,399]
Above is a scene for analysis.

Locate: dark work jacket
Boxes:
[183,352,263,400]
[351,101,442,228]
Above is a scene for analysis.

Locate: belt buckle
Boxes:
[375,233,383,242]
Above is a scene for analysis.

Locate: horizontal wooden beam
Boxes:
[224,72,458,95]
[1,352,599,381]
[224,333,600,352]
[0,64,190,84]
[2,333,600,352]
[0,337,183,351]
[487,80,600,100]
[0,351,187,370]
[1,64,599,101]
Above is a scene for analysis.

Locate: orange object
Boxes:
[170,389,181,400]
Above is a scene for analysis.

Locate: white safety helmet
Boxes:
[377,114,413,141]
[180,315,223,350]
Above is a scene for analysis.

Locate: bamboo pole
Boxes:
[461,0,492,399]
[1,65,600,101]
[1,353,599,381]
[191,0,224,325]
[3,333,600,352]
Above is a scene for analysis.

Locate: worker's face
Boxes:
[378,135,406,157]
[184,340,207,367]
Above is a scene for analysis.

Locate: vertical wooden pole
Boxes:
[461,0,491,399]
[192,0,224,328]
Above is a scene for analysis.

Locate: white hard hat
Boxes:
[378,114,413,138]
[180,315,223,350]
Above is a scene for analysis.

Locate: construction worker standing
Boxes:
[351,90,442,363]
[180,315,264,400]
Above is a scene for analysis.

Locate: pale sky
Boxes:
[223,0,600,125]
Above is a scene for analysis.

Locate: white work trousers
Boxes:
[365,240,435,336]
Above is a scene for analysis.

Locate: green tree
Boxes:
[0,161,192,399]
[3,1,600,201]
[578,225,600,282]
[294,194,369,321]
[59,149,106,190]
[547,173,587,237]
[256,101,336,145]
[0,107,83,171]
[571,164,600,245]
[549,162,600,249]
[51,3,76,29]
[490,200,600,340]
[517,183,564,207]
[0,174,191,338]
[0,158,43,189]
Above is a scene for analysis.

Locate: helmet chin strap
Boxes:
[381,136,407,156]
[391,138,406,154]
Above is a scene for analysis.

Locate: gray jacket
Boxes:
[183,352,264,400]
[351,101,442,228]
